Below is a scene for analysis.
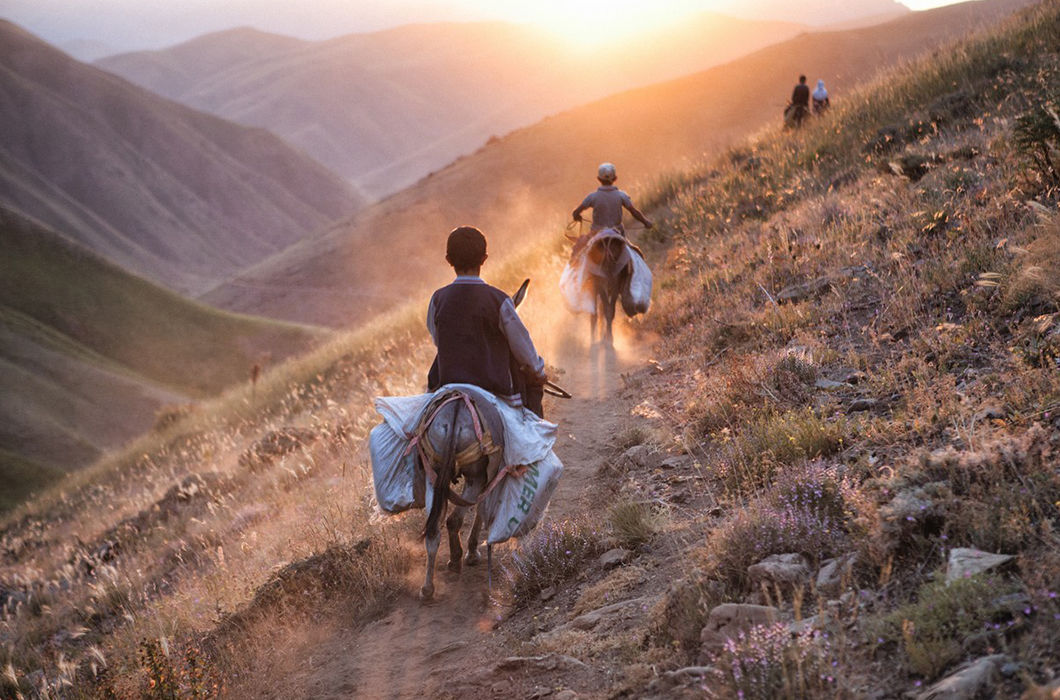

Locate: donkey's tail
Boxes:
[423,401,458,540]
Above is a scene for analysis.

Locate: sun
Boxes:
[506,0,710,47]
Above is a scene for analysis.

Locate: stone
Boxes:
[748,553,811,587]
[815,378,850,390]
[539,586,556,602]
[946,548,1014,584]
[659,456,691,470]
[880,487,935,525]
[787,615,820,635]
[569,597,649,631]
[647,666,717,695]
[975,404,1006,421]
[833,367,867,384]
[494,654,589,673]
[699,603,781,656]
[778,276,834,303]
[914,655,1006,699]
[1000,662,1020,678]
[816,554,855,597]
[554,691,578,700]
[620,445,655,469]
[598,548,632,568]
[847,397,878,412]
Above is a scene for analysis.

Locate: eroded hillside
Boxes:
[2,0,1059,697]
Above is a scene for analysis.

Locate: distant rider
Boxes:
[812,79,830,114]
[791,75,810,112]
[569,162,653,259]
[427,226,548,417]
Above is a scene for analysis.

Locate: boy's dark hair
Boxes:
[799,75,807,83]
[446,226,487,270]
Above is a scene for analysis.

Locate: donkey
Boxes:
[417,389,506,600]
[585,230,632,345]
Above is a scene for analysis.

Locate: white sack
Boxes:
[621,245,652,316]
[481,451,564,544]
[369,422,420,513]
[560,258,595,315]
[370,384,559,518]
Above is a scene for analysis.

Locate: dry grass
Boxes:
[5,2,1060,697]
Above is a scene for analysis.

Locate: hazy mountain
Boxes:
[202,0,1032,327]
[717,0,909,25]
[58,38,120,62]
[96,16,807,200]
[0,20,363,295]
[0,205,325,503]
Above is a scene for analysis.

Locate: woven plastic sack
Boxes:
[559,258,595,314]
[621,245,652,316]
[479,451,564,544]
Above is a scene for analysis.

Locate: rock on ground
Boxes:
[946,548,1013,584]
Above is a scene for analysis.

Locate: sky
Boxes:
[0,0,970,55]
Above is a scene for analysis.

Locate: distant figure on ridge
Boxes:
[569,162,653,260]
[813,79,831,115]
[785,74,811,128]
[427,226,548,417]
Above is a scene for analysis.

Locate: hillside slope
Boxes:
[96,17,806,200]
[0,20,363,295]
[203,0,1034,328]
[1,1,1058,696]
[0,206,325,501]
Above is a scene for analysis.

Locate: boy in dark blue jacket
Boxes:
[427,226,547,416]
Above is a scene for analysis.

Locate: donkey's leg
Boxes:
[422,524,441,600]
[465,507,483,566]
[603,292,617,345]
[446,504,466,573]
[462,470,486,566]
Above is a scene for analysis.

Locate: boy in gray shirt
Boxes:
[570,162,653,258]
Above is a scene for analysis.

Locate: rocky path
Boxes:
[267,321,647,699]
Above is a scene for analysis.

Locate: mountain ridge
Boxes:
[203,0,1034,327]
[0,20,363,295]
[96,15,809,200]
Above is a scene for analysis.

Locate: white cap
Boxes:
[597,162,616,182]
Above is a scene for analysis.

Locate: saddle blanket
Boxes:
[369,384,563,543]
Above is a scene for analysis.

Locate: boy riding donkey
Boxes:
[569,162,653,258]
[427,226,548,416]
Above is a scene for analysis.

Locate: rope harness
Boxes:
[403,390,524,508]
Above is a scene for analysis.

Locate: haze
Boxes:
[2,0,967,55]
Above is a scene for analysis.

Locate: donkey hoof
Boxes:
[420,584,434,600]
[447,559,462,573]
[465,551,480,567]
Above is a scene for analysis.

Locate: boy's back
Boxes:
[578,185,634,233]
[429,278,516,397]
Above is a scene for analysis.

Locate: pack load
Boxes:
[622,244,652,316]
[559,254,595,314]
[560,229,652,317]
[369,383,563,544]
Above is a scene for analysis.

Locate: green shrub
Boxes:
[870,574,1018,679]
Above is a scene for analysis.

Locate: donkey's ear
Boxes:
[511,278,530,307]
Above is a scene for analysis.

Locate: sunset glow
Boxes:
[500,0,711,46]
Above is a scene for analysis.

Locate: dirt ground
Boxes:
[245,315,651,699]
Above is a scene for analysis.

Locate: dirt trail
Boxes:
[281,318,648,699]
